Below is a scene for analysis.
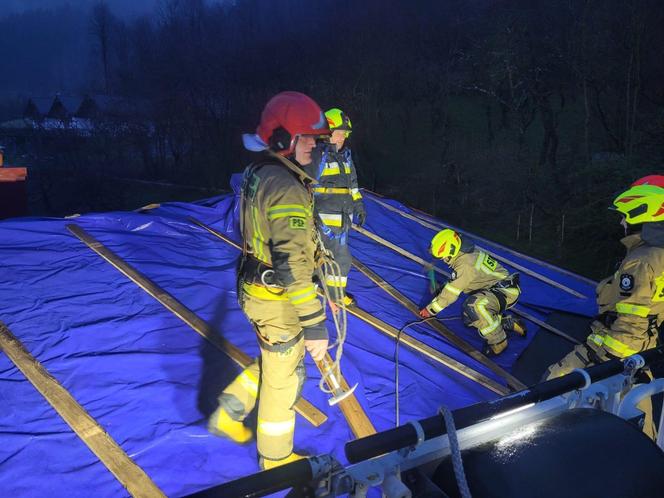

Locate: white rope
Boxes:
[314,230,348,396]
[440,405,472,498]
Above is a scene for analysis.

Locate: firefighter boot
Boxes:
[342,292,356,306]
[208,406,253,444]
[503,315,527,337]
[260,452,306,470]
[483,339,508,356]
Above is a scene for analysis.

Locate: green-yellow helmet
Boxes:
[430,229,462,261]
[325,108,352,137]
[613,185,664,224]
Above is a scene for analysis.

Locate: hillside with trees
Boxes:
[1,0,663,278]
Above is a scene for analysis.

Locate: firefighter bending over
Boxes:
[419,229,526,356]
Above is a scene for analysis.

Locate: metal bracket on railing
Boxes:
[623,354,646,376]
[617,378,664,427]
[567,368,593,408]
[573,381,610,410]
[381,471,411,498]
[573,368,592,390]
[397,420,425,459]
[622,354,646,391]
[308,455,338,497]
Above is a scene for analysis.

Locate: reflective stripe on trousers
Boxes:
[221,290,306,460]
[319,213,343,227]
[462,290,507,345]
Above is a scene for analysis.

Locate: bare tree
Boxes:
[89,1,116,93]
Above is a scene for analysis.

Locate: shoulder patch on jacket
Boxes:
[619,274,634,291]
[289,217,306,230]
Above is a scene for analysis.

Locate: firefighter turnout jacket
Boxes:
[240,160,327,340]
[591,229,664,358]
[304,144,363,234]
[543,226,664,440]
[302,143,364,294]
[426,248,518,315]
[213,156,328,462]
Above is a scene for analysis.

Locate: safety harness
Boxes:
[237,160,298,353]
[237,151,350,390]
[467,273,520,313]
[312,145,354,243]
[490,273,520,312]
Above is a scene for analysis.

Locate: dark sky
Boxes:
[0,0,224,97]
[1,0,158,20]
[0,0,339,100]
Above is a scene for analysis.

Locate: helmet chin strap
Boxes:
[621,217,642,237]
[290,134,299,156]
[621,217,628,237]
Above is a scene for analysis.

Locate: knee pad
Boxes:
[462,297,480,326]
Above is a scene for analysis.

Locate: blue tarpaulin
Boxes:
[0,188,597,496]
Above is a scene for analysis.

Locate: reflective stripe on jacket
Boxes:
[427,249,510,314]
[241,161,325,329]
[593,233,664,357]
[303,145,362,229]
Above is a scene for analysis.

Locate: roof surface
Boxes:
[0,187,597,497]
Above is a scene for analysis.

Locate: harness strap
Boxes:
[255,327,304,353]
[487,273,520,312]
[489,288,508,313]
[240,256,280,286]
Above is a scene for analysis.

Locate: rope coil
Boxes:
[314,229,349,396]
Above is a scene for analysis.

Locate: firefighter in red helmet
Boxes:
[208,92,330,470]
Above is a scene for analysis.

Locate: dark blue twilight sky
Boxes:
[1,0,157,20]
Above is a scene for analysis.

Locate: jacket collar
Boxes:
[620,233,644,251]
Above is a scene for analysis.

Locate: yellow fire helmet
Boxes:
[325,108,352,138]
[430,229,462,261]
[613,184,664,224]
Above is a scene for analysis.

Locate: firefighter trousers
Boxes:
[544,342,656,440]
[462,288,519,345]
[217,289,306,460]
[320,225,352,293]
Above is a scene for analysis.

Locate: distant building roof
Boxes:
[0,117,94,135]
[21,95,150,121]
[55,96,85,116]
[0,118,37,130]
[23,98,53,119]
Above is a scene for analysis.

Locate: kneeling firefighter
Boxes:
[208,91,331,470]
[544,177,664,440]
[419,229,526,356]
